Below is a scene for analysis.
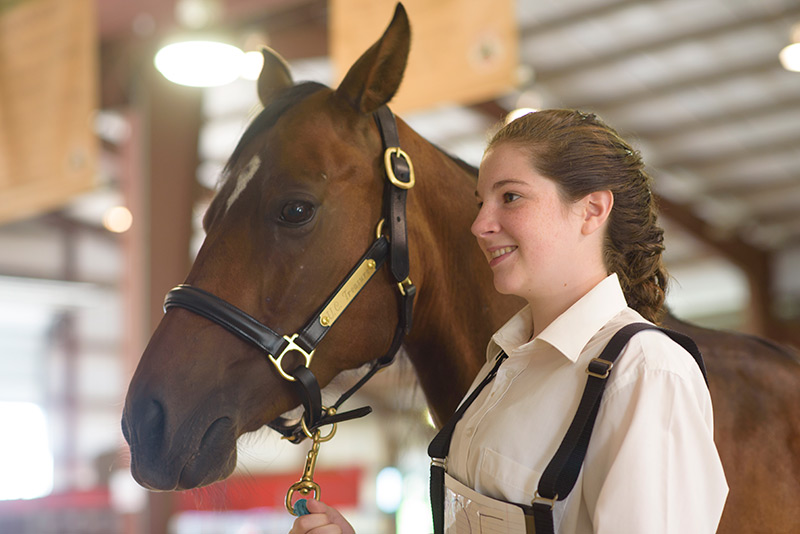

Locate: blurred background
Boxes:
[1,0,799,533]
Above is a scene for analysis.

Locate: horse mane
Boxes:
[438,146,478,178]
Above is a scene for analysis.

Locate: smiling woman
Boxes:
[0,402,53,500]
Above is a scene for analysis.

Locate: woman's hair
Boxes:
[488,109,667,323]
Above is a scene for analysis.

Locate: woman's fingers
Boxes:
[294,499,355,534]
[289,511,342,534]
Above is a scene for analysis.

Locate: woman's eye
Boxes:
[503,192,520,203]
[280,200,315,225]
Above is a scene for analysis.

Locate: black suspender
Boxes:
[428,351,509,534]
[428,323,708,534]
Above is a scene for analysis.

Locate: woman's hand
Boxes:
[289,499,355,534]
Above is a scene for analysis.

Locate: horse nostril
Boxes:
[135,398,166,450]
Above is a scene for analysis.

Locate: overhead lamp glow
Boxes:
[240,50,265,81]
[779,42,800,73]
[103,206,133,233]
[155,40,245,87]
[505,107,538,125]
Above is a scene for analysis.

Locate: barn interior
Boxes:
[1,0,799,533]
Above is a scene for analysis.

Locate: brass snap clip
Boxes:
[286,408,338,516]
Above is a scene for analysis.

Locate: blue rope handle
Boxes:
[293,498,310,516]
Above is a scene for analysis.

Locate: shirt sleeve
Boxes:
[581,335,728,534]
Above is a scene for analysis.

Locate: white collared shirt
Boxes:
[447,274,728,533]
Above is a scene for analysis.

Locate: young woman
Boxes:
[290,109,728,534]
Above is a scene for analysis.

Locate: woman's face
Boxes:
[471,143,587,302]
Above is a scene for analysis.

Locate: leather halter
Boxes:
[163,106,416,443]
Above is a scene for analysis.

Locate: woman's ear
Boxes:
[581,190,613,235]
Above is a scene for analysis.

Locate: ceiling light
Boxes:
[103,206,133,233]
[780,23,800,73]
[505,108,537,124]
[240,50,265,81]
[154,40,245,87]
[779,42,800,72]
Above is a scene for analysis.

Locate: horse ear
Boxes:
[257,47,293,107]
[335,3,410,114]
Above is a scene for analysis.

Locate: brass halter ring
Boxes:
[270,334,315,382]
[301,406,338,441]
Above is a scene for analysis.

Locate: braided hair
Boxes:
[488,109,667,323]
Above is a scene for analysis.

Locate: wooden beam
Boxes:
[533,5,800,82]
[632,93,800,142]
[657,132,800,172]
[579,60,782,112]
[520,0,641,38]
[707,177,800,200]
[656,194,775,337]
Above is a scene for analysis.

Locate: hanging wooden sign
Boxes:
[0,0,98,224]
[329,0,518,113]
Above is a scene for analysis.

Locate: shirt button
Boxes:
[505,370,515,379]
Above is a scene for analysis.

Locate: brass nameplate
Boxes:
[319,259,377,328]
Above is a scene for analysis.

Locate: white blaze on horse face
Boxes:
[225,155,262,213]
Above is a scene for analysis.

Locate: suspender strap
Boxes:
[533,323,707,533]
[428,351,508,534]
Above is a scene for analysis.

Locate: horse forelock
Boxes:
[206,82,328,223]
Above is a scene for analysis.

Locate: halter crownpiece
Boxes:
[162,105,416,515]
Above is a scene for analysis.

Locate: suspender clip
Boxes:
[586,357,614,379]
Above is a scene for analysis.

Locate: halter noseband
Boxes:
[162,106,416,443]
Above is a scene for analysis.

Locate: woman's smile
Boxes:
[488,245,518,266]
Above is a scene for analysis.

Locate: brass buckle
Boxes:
[271,334,315,382]
[397,277,414,296]
[586,357,614,379]
[384,147,415,189]
[532,491,558,510]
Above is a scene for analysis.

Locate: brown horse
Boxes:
[122,5,800,532]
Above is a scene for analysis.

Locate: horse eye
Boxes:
[280,200,315,225]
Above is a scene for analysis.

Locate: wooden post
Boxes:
[120,45,203,534]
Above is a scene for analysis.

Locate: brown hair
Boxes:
[488,109,667,323]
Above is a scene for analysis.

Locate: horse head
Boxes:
[122,5,417,491]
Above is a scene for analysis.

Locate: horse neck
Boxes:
[397,123,522,427]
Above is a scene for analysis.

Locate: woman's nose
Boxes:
[471,204,495,238]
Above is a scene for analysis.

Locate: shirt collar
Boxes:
[488,273,628,363]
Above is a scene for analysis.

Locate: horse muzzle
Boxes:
[122,398,238,491]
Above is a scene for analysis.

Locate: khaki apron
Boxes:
[444,472,535,534]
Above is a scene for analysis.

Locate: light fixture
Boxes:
[375,466,403,514]
[505,107,537,124]
[103,205,133,233]
[155,39,246,87]
[779,23,800,73]
[779,43,800,72]
[240,50,265,81]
